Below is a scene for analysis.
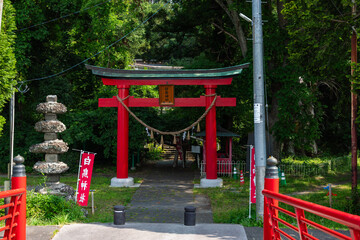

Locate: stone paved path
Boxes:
[126,159,213,223]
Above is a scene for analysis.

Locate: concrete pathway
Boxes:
[126,159,213,223]
[52,223,248,240]
[25,224,351,240]
[26,225,60,240]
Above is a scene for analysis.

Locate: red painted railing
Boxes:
[0,188,26,240]
[263,189,360,240]
[1,155,27,240]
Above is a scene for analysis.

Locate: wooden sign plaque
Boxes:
[159,85,175,106]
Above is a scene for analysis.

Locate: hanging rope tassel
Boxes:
[160,135,164,145]
[173,135,177,145]
[150,130,154,139]
[197,123,201,132]
[187,131,191,141]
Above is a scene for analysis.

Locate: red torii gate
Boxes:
[86,63,249,187]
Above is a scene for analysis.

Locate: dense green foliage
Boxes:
[0,0,159,170]
[0,0,17,137]
[282,0,355,153]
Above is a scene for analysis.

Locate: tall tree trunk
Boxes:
[267,0,291,159]
[215,0,248,58]
[268,90,282,159]
[276,0,287,29]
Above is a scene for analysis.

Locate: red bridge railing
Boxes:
[263,156,360,240]
[1,155,27,240]
[0,188,26,240]
[263,189,360,240]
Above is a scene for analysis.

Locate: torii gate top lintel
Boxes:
[85,63,249,86]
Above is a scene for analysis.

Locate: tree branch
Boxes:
[330,19,347,23]
[212,22,238,42]
[214,0,248,58]
[214,0,231,19]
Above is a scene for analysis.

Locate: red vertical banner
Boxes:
[76,152,95,206]
[250,146,256,203]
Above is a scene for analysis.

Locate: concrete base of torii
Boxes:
[197,178,223,188]
[110,177,140,187]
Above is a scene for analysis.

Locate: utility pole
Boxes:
[252,0,267,220]
[0,0,15,179]
[9,93,15,179]
[1,0,12,210]
[351,0,358,197]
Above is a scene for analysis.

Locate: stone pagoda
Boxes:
[30,95,74,199]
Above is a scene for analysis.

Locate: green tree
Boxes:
[143,0,323,156]
[0,0,17,137]
[0,0,160,169]
[282,0,355,154]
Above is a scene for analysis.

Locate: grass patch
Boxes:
[0,173,140,225]
[55,174,138,223]
[277,184,357,230]
[279,172,350,194]
[27,191,85,225]
[194,165,359,229]
[52,229,60,239]
[194,177,262,226]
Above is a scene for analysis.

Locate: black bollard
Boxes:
[184,206,196,226]
[114,205,125,225]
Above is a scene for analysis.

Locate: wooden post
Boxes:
[90,190,95,214]
[229,137,233,162]
[329,184,332,208]
[4,180,10,215]
[205,85,217,179]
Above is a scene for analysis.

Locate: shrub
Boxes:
[26,191,85,225]
[145,143,163,161]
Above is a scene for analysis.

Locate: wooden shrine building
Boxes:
[197,125,240,175]
[86,63,249,187]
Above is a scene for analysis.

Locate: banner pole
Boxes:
[75,150,84,202]
[72,148,97,154]
[329,184,332,208]
[249,145,253,218]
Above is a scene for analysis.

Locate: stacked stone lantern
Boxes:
[30,95,74,198]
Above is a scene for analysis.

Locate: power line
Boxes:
[17,0,111,32]
[19,1,170,83]
[329,0,344,17]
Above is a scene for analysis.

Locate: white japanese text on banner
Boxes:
[76,153,95,206]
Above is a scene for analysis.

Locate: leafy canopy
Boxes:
[0,0,17,137]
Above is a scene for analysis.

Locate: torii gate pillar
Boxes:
[201,85,223,187]
[111,85,134,187]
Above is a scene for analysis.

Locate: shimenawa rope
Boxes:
[116,94,217,138]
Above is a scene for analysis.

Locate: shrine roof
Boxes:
[85,63,249,79]
[196,125,240,137]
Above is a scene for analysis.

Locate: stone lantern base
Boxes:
[33,161,75,200]
[35,183,75,201]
